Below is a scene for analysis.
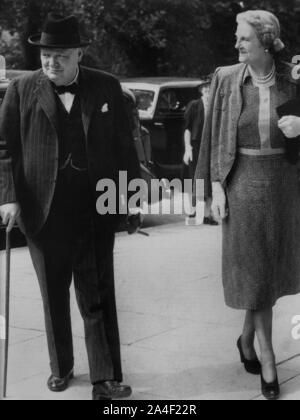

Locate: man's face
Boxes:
[40,48,82,86]
[201,85,210,99]
[201,85,210,107]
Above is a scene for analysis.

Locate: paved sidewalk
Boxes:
[3,218,300,400]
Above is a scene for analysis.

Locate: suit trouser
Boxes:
[183,140,200,207]
[26,167,122,384]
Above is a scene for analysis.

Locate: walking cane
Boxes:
[0,230,11,399]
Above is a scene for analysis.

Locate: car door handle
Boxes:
[154,122,164,127]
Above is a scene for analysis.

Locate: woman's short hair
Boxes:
[236,10,285,54]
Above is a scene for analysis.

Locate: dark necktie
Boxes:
[53,82,79,95]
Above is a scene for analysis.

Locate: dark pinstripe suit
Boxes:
[0,66,140,382]
[0,66,140,236]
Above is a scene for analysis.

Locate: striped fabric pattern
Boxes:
[0,67,140,236]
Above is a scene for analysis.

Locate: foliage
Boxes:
[0,0,300,76]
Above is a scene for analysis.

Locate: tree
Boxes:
[0,0,79,68]
[0,0,300,76]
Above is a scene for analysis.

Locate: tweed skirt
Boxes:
[223,154,300,310]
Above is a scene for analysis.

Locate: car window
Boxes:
[131,90,155,112]
[156,88,199,115]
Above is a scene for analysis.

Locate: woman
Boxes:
[195,10,300,400]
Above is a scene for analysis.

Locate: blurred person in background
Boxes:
[183,82,218,225]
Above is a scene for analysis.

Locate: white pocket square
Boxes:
[101,103,109,113]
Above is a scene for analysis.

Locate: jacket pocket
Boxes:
[97,111,114,132]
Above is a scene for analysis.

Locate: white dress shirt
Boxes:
[56,68,79,113]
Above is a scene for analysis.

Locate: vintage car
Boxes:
[121,77,207,179]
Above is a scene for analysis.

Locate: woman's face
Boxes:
[235,21,266,66]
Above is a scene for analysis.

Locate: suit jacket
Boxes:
[0,66,141,236]
[195,62,299,199]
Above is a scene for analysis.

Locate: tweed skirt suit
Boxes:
[195,62,300,310]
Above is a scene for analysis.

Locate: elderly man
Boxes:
[0,13,141,400]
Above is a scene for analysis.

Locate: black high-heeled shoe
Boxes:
[261,372,280,400]
[237,336,261,375]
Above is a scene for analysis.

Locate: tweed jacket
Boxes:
[0,66,140,236]
[195,62,299,199]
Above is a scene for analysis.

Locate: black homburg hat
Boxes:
[28,13,91,48]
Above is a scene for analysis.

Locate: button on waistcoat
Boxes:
[56,94,88,170]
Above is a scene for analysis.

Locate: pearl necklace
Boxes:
[248,63,276,85]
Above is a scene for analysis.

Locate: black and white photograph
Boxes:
[0,0,300,404]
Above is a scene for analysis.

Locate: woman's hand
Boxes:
[211,182,228,222]
[278,116,300,138]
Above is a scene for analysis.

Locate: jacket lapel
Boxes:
[35,71,60,133]
[233,64,248,140]
[35,67,106,140]
[79,66,105,139]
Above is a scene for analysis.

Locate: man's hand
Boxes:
[0,202,21,232]
[211,182,228,222]
[278,116,300,138]
[183,147,193,166]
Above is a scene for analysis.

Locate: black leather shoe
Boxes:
[261,373,280,400]
[237,336,261,375]
[203,217,219,226]
[92,381,132,400]
[47,369,74,392]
